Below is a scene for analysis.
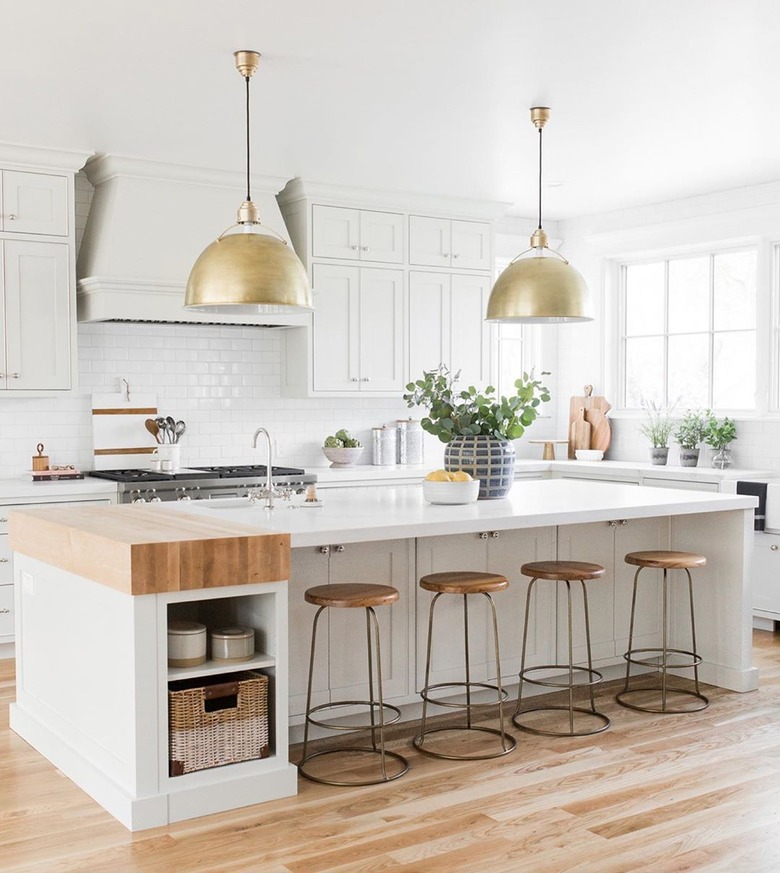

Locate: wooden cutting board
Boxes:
[568,385,612,458]
[569,407,592,453]
[92,391,158,470]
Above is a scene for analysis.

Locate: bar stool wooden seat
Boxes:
[414,571,516,760]
[513,560,611,737]
[298,582,409,786]
[617,550,709,714]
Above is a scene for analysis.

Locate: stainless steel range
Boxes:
[89,465,316,503]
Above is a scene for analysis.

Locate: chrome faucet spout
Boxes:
[251,427,275,509]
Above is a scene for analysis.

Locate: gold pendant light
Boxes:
[486,107,592,323]
[185,50,312,314]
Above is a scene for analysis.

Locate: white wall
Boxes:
[557,179,780,472]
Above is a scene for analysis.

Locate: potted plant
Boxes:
[673,409,713,467]
[704,416,737,469]
[639,400,675,465]
[403,364,550,498]
[322,429,363,467]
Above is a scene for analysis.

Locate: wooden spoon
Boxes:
[145,419,161,444]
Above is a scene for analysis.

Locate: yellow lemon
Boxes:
[450,470,473,482]
[425,469,452,482]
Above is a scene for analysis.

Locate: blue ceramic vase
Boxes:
[444,435,516,499]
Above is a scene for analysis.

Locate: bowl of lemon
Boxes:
[422,469,480,505]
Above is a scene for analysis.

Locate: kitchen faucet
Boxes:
[251,427,277,509]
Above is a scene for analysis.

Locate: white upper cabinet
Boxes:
[1,171,68,236]
[409,271,492,390]
[313,205,404,264]
[312,263,405,393]
[409,215,492,271]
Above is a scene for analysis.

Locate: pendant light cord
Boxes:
[537,125,543,230]
[245,75,252,202]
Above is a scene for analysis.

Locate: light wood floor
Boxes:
[3,633,780,872]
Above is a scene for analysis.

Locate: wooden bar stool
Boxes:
[298,583,409,786]
[617,550,709,714]
[414,571,516,760]
[513,561,610,737]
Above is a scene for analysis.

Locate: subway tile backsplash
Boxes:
[0,322,436,476]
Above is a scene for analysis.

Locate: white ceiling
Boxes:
[2,0,778,219]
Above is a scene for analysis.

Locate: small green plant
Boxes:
[402,364,550,443]
[639,400,675,448]
[704,416,737,450]
[674,409,713,450]
[323,428,361,448]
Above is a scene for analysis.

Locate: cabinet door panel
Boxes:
[409,215,450,267]
[450,273,492,389]
[360,210,404,264]
[2,171,68,236]
[451,220,492,270]
[312,205,360,260]
[289,547,331,717]
[327,540,412,702]
[753,533,780,615]
[0,536,11,586]
[312,263,360,391]
[0,584,12,641]
[358,268,404,391]
[409,271,449,378]
[3,241,71,390]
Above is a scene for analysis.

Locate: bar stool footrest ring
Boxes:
[298,747,410,786]
[622,647,703,670]
[419,680,508,710]
[512,705,610,737]
[520,664,604,690]
[412,725,516,760]
[616,687,710,714]
[305,699,402,732]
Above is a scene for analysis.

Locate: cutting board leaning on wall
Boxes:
[568,385,612,459]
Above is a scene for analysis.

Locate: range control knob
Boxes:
[130,489,146,504]
[147,489,162,503]
[192,486,203,500]
[176,488,191,501]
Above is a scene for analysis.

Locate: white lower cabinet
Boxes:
[752,532,780,618]
[415,527,556,690]
[556,516,669,664]
[289,539,414,718]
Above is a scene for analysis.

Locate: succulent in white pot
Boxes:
[322,429,364,467]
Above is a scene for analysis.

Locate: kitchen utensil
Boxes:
[145,419,161,444]
[174,421,186,443]
[570,407,592,454]
[166,416,176,439]
[32,443,49,471]
[155,417,169,442]
[568,385,612,458]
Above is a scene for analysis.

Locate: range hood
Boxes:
[76,155,312,328]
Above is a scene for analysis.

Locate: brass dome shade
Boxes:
[185,49,311,314]
[185,231,312,313]
[486,254,591,323]
[486,107,592,324]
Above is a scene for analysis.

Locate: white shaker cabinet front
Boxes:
[409,215,492,271]
[0,240,71,390]
[1,170,68,236]
[312,263,405,393]
[409,270,492,389]
[312,205,404,264]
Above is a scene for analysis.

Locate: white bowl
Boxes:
[575,449,604,461]
[322,446,364,467]
[422,478,480,505]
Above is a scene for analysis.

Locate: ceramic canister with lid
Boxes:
[397,418,424,465]
[210,626,255,662]
[371,425,397,466]
[167,620,207,667]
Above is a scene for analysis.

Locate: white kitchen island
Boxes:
[7,479,758,830]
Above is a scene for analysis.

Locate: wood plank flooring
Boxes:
[3,632,780,872]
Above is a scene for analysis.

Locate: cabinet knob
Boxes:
[351,245,359,250]
[452,253,460,259]
[0,608,9,614]
[334,545,345,553]
[361,246,370,251]
[491,531,500,538]
[319,545,330,555]
[0,518,7,523]
[361,377,370,382]
[0,374,4,379]
[442,252,450,258]
[11,373,20,379]
[479,532,488,540]
[772,545,779,551]
[607,520,617,527]
[620,519,628,526]
[7,214,16,221]
[351,377,360,382]
[0,558,8,563]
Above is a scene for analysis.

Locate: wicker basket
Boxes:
[168,670,270,777]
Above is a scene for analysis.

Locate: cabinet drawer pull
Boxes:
[772,545,778,551]
[319,545,330,555]
[0,518,7,523]
[491,531,500,538]
[0,558,8,563]
[607,520,617,527]
[0,608,9,614]
[620,519,629,526]
[334,545,345,553]
[479,532,488,540]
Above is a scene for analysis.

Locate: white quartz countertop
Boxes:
[173,479,758,548]
[0,477,118,502]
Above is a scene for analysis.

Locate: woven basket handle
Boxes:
[203,681,239,700]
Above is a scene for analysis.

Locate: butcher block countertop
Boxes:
[8,504,290,595]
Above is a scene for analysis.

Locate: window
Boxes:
[621,248,757,411]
